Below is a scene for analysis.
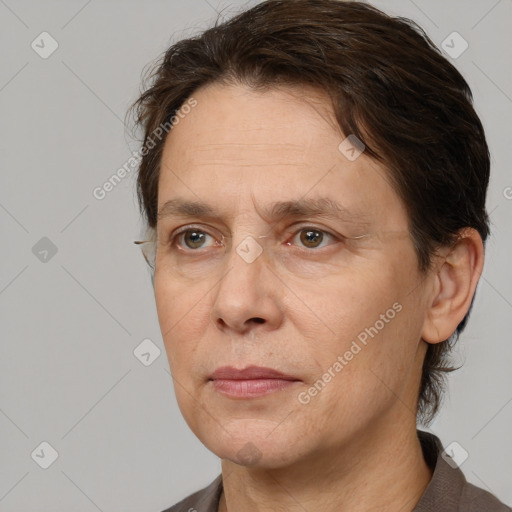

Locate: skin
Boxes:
[153,82,485,512]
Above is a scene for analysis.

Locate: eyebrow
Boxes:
[157,197,371,226]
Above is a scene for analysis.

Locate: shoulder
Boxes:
[460,482,512,512]
[415,430,511,512]
[160,474,223,512]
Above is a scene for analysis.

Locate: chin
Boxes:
[198,419,310,469]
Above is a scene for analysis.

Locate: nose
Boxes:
[210,240,283,335]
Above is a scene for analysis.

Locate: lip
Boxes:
[209,365,301,399]
[209,365,299,381]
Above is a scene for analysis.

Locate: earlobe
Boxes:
[421,228,485,344]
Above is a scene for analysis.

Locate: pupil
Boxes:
[301,229,322,247]
[185,231,205,248]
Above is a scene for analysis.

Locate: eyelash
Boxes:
[168,224,341,252]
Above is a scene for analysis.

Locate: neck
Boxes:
[218,418,432,512]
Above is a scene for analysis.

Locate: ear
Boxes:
[422,228,485,344]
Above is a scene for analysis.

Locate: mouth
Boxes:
[208,365,301,399]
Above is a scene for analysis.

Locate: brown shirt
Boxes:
[161,431,511,512]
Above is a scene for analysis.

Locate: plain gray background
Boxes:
[1,0,511,510]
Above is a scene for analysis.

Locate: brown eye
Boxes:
[299,229,324,248]
[183,230,208,249]
[172,226,223,252]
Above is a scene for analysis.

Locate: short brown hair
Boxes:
[128,0,490,424]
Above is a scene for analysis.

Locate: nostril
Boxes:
[214,317,265,330]
[216,318,228,328]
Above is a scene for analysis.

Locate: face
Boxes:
[154,82,431,468]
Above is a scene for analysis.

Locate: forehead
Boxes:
[157,82,406,230]
[162,82,341,163]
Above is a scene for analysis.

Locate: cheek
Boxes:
[154,272,212,368]
[288,264,399,341]
[295,301,422,440]
[288,255,423,378]
[319,276,425,409]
